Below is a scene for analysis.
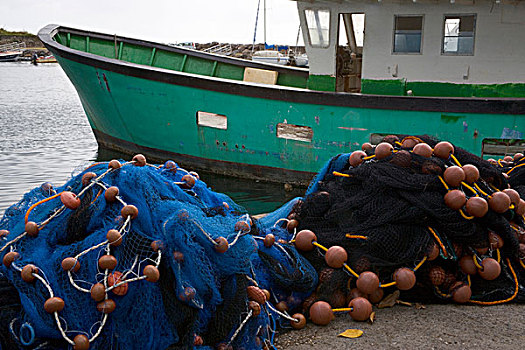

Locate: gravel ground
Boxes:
[274,303,525,349]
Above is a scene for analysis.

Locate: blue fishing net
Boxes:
[0,158,317,350]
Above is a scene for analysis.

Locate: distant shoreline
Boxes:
[1,28,305,60]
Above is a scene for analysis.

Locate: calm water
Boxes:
[0,62,303,215]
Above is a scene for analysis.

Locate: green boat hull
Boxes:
[39,25,525,185]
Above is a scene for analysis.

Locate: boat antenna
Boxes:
[252,0,261,55]
[295,24,301,53]
[264,0,267,48]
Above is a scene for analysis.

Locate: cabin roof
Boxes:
[291,0,523,4]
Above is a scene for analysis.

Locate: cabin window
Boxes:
[196,111,227,129]
[442,15,476,55]
[392,15,423,54]
[304,9,331,48]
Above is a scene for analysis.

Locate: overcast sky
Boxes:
[1,0,304,45]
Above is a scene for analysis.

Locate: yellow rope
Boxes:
[332,307,352,312]
[378,256,427,288]
[469,259,518,305]
[434,286,451,298]
[473,183,489,196]
[395,141,403,147]
[345,234,368,240]
[489,184,500,192]
[461,182,478,196]
[414,256,427,271]
[363,155,376,160]
[438,176,450,190]
[427,227,448,257]
[459,209,474,220]
[312,241,328,252]
[507,163,525,175]
[472,255,483,269]
[333,171,351,178]
[343,263,360,278]
[467,274,471,287]
[400,136,425,144]
[496,248,501,263]
[520,259,525,270]
[450,154,462,167]
[497,159,505,168]
[380,281,397,288]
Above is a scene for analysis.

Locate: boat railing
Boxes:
[202,43,233,56]
[0,41,26,52]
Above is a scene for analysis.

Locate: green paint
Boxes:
[307,75,336,91]
[362,79,525,98]
[89,38,116,59]
[148,48,156,66]
[51,30,525,181]
[440,114,462,123]
[54,54,525,178]
[214,62,244,81]
[361,79,406,95]
[57,32,305,89]
[118,42,123,60]
[55,34,64,45]
[180,55,188,71]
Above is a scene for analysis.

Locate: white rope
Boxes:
[0,232,27,253]
[191,220,218,245]
[228,230,247,247]
[67,216,131,293]
[105,251,161,292]
[273,218,289,228]
[290,227,298,242]
[227,309,253,345]
[265,302,299,323]
[1,164,118,255]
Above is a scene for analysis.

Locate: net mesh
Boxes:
[0,158,317,349]
[291,135,525,310]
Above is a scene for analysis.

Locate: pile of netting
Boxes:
[279,136,525,326]
[0,155,317,350]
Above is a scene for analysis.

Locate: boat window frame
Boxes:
[391,14,425,55]
[303,8,332,48]
[441,13,477,56]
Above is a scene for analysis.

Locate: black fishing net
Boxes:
[290,135,525,312]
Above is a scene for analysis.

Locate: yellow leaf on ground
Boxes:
[338,329,364,338]
[378,290,400,309]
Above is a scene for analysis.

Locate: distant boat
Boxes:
[294,53,308,67]
[0,51,22,62]
[251,50,289,65]
[0,41,25,62]
[35,55,58,63]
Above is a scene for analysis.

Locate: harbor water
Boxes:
[0,62,303,216]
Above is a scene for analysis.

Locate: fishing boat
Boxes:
[38,0,525,185]
[251,49,289,65]
[294,53,308,67]
[35,55,58,64]
[0,42,25,62]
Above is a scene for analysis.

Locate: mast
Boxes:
[264,0,267,47]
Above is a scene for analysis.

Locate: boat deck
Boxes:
[53,29,309,89]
